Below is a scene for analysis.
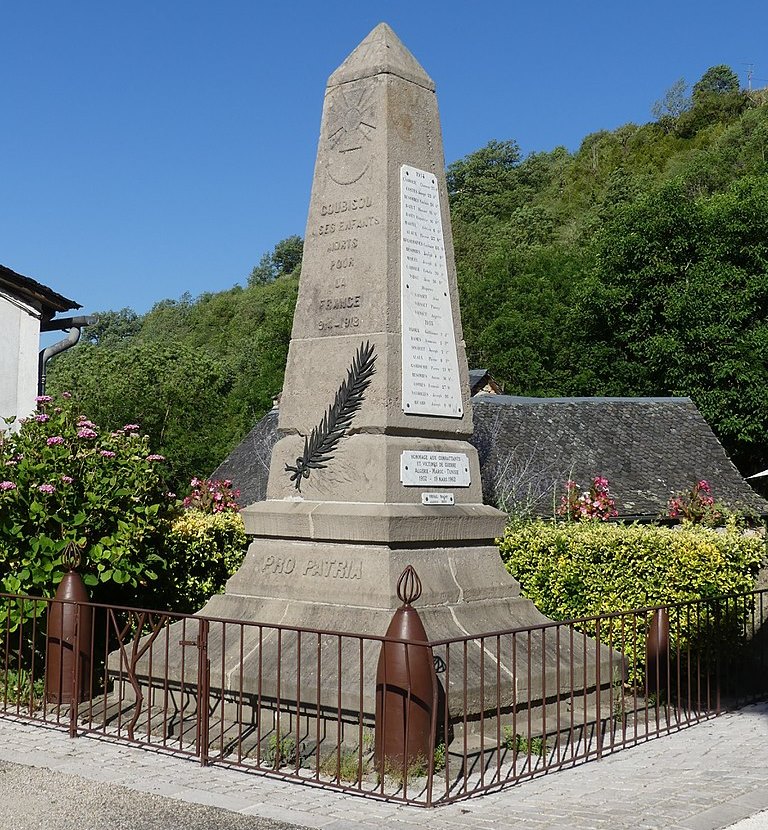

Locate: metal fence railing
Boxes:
[1,588,766,806]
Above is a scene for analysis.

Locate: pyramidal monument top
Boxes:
[328,22,435,90]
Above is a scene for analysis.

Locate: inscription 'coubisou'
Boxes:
[320,197,373,215]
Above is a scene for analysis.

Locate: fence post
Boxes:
[646,606,670,701]
[197,618,211,766]
[375,566,437,777]
[46,543,92,712]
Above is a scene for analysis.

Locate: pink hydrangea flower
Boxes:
[35,395,52,404]
[146,454,165,462]
[61,475,74,484]
[37,484,56,494]
[47,436,65,446]
[123,424,140,432]
[62,391,72,399]
[0,481,16,491]
[34,413,50,423]
[77,428,98,439]
[100,450,116,458]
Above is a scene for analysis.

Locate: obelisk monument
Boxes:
[204,23,550,642]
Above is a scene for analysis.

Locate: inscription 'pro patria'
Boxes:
[400,164,463,418]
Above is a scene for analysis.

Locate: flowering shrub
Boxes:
[499,518,763,680]
[0,393,173,608]
[182,477,240,513]
[667,479,723,525]
[557,476,618,521]
[152,510,248,614]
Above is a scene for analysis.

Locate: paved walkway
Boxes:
[1,705,768,830]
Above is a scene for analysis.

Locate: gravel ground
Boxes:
[0,761,308,830]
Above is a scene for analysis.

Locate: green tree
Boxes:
[570,176,768,475]
[248,235,303,286]
[447,140,522,221]
[693,65,740,100]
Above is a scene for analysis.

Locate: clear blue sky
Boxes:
[3,1,767,318]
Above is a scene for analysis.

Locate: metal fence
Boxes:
[1,588,766,806]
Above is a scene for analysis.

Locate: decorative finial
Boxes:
[396,565,422,606]
[61,540,81,572]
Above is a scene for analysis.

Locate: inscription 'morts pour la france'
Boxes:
[400,165,463,418]
[400,450,471,487]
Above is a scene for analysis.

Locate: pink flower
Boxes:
[0,481,16,491]
[100,450,116,458]
[62,391,72,399]
[123,424,140,432]
[47,436,65,446]
[167,492,176,499]
[35,395,52,404]
[77,428,97,439]
[146,454,165,462]
[34,413,50,423]
[61,475,73,484]
[77,417,96,428]
[37,484,56,494]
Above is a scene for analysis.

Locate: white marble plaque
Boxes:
[400,451,471,487]
[421,492,455,505]
[400,164,463,418]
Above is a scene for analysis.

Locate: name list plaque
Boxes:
[400,164,463,418]
[400,450,471,487]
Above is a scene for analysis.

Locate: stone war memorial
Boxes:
[118,22,608,767]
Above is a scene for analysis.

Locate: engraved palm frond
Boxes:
[286,340,377,491]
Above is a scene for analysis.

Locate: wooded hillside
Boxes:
[49,67,768,492]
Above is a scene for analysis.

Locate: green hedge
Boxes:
[153,510,249,614]
[499,519,765,680]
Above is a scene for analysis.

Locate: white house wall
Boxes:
[0,290,40,425]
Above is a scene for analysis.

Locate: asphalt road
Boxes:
[0,761,308,830]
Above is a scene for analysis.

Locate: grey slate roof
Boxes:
[212,395,768,520]
[472,396,768,519]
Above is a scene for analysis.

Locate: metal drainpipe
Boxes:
[37,315,97,396]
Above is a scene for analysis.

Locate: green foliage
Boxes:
[502,727,547,757]
[0,393,171,608]
[571,175,768,475]
[0,668,45,709]
[693,65,740,100]
[154,510,247,614]
[264,728,299,768]
[499,520,762,618]
[248,235,303,286]
[320,748,371,782]
[48,272,298,490]
[498,519,764,677]
[47,342,234,490]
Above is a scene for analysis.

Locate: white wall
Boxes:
[0,290,40,426]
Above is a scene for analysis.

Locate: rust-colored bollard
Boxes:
[645,606,670,699]
[375,565,437,775]
[46,543,92,705]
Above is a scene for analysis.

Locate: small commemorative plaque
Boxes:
[422,492,455,505]
[400,450,470,487]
